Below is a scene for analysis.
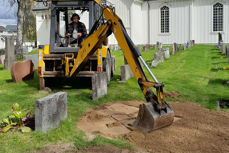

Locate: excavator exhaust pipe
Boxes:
[134,102,174,132]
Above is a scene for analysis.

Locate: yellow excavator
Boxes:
[38,0,174,132]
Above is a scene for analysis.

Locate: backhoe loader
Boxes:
[37,0,174,132]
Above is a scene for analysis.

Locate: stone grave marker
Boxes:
[35,92,68,133]
[151,50,164,67]
[4,36,15,69]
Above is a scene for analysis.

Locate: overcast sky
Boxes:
[0,0,17,26]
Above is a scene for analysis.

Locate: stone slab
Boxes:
[120,64,134,82]
[183,43,187,50]
[226,47,229,59]
[187,41,191,48]
[222,45,226,54]
[163,48,170,59]
[24,54,39,66]
[171,44,175,55]
[4,36,15,69]
[191,40,195,46]
[111,56,116,74]
[153,44,157,50]
[144,44,151,51]
[176,44,181,52]
[11,60,34,83]
[92,72,107,100]
[35,92,68,133]
[0,55,5,64]
[151,51,164,67]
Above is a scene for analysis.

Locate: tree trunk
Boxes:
[16,0,25,58]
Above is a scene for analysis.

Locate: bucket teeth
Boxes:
[134,102,174,132]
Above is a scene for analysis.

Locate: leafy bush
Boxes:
[0,103,32,133]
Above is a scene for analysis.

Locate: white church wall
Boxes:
[149,0,190,45]
[130,1,145,45]
[193,0,229,44]
[107,0,133,45]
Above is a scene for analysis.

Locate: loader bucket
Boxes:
[134,102,174,132]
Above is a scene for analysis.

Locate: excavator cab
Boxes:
[49,0,104,53]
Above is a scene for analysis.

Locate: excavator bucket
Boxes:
[134,102,174,132]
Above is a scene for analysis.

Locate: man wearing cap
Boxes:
[66,13,87,46]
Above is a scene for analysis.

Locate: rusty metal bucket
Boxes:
[134,102,174,132]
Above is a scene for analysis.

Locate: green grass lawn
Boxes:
[24,49,38,55]
[0,45,229,152]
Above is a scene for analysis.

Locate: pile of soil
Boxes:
[77,101,229,153]
[164,91,181,98]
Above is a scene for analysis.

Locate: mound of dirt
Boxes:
[164,91,181,98]
[77,101,229,153]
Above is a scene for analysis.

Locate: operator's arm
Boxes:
[66,23,73,37]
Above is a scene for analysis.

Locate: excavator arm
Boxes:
[67,1,174,131]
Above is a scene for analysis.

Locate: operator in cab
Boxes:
[65,13,87,46]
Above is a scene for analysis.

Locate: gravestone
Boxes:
[173,43,177,52]
[156,41,160,48]
[120,64,134,82]
[222,45,226,54]
[111,56,116,73]
[158,43,162,49]
[24,54,39,66]
[144,44,151,51]
[92,72,107,100]
[187,41,191,48]
[163,48,170,59]
[151,50,164,67]
[191,40,195,46]
[157,42,162,49]
[176,44,181,52]
[226,47,229,59]
[171,43,175,55]
[218,33,223,48]
[153,44,157,50]
[0,55,5,65]
[35,92,68,133]
[4,36,15,69]
[183,43,187,50]
[11,60,34,83]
